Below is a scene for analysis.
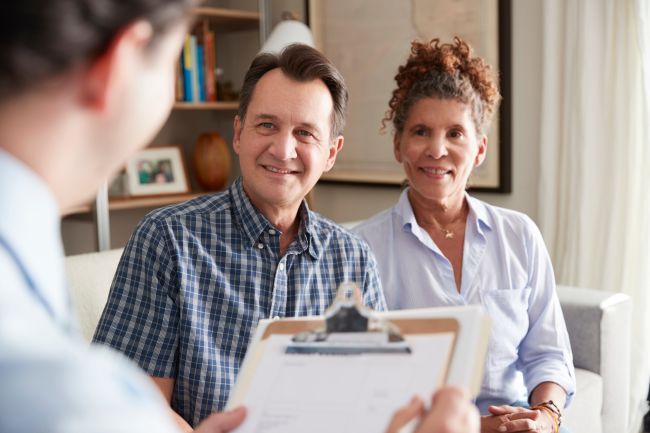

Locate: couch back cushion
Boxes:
[65,248,123,342]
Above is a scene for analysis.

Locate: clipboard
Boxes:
[227,283,489,433]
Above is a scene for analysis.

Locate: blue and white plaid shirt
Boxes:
[93,177,386,426]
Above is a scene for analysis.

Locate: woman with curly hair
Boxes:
[353,38,575,433]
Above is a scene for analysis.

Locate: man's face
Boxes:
[233,68,342,214]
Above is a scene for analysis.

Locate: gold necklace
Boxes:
[425,213,467,240]
[441,228,455,239]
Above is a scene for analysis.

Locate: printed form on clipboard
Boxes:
[228,282,490,433]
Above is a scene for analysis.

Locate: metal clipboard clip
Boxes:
[287,282,411,355]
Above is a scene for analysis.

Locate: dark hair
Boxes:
[0,0,197,102]
[238,43,348,139]
[383,37,501,136]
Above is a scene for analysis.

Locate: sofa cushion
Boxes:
[65,248,123,342]
[563,368,603,433]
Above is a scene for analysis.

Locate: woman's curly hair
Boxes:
[383,37,501,136]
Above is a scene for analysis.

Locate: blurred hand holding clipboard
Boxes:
[227,282,490,433]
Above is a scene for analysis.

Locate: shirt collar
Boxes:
[465,194,492,234]
[230,177,319,259]
[0,149,67,321]
[394,187,492,234]
[393,188,418,231]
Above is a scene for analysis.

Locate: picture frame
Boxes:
[125,145,190,196]
[313,0,512,193]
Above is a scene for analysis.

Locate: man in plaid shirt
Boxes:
[93,44,387,430]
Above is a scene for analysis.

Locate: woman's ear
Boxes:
[393,133,403,163]
[474,135,488,167]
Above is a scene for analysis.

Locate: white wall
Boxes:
[312,0,544,224]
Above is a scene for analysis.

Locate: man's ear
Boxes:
[233,115,243,155]
[474,135,488,167]
[80,20,153,112]
[323,135,344,172]
[393,133,403,163]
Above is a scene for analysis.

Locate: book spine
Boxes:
[190,35,199,102]
[197,45,206,102]
[182,35,192,102]
[175,53,184,102]
[204,30,217,102]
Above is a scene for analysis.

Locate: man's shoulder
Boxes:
[308,211,374,254]
[310,211,361,238]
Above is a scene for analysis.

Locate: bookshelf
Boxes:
[63,193,206,217]
[63,2,266,252]
[173,101,239,110]
[192,7,260,30]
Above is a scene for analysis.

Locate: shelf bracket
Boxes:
[259,0,270,46]
[94,180,111,251]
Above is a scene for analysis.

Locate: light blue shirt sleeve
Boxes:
[0,252,180,433]
[516,217,576,406]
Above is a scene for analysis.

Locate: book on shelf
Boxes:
[189,34,200,102]
[182,34,193,101]
[176,19,218,104]
[202,20,217,102]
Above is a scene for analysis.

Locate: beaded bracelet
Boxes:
[530,400,562,433]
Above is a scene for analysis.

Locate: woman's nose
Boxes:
[425,134,448,159]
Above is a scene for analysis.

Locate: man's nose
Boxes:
[268,130,298,160]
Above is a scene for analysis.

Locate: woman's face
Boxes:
[394,97,487,207]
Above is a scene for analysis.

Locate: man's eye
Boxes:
[449,130,463,138]
[297,130,314,138]
[259,122,274,129]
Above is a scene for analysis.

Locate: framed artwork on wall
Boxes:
[126,145,190,196]
[313,0,512,193]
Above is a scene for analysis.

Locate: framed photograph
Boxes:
[126,145,190,196]
[312,0,512,193]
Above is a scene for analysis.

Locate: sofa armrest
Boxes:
[65,248,124,342]
[557,285,631,433]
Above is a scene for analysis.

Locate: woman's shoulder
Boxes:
[468,196,540,237]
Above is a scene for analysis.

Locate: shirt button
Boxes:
[278,263,285,271]
[257,243,264,249]
[268,229,276,235]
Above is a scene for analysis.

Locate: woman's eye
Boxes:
[414,128,428,137]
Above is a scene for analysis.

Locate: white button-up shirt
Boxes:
[0,149,179,433]
[353,189,576,413]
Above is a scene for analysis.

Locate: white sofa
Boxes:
[65,249,632,433]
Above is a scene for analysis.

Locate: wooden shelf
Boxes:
[63,192,207,216]
[191,7,260,32]
[173,101,238,110]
